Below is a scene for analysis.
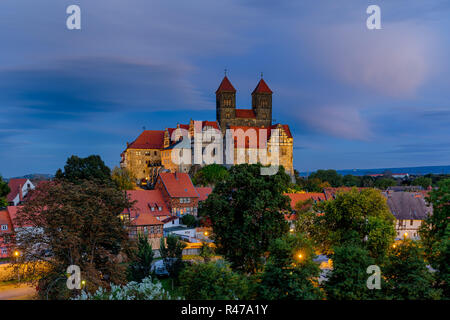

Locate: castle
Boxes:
[120,75,294,185]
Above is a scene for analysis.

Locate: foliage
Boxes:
[323,244,382,300]
[258,233,324,300]
[199,242,214,262]
[199,164,291,273]
[343,174,360,187]
[181,214,197,228]
[159,234,186,280]
[419,179,450,297]
[12,179,133,299]
[311,188,396,261]
[127,236,154,283]
[374,178,397,190]
[383,240,441,299]
[0,175,10,207]
[111,166,136,190]
[192,164,229,187]
[309,170,343,188]
[412,177,432,189]
[179,260,255,300]
[55,155,112,184]
[73,276,175,300]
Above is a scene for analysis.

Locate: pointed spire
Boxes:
[216,76,236,93]
[252,78,272,94]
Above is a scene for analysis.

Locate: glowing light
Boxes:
[13,250,19,257]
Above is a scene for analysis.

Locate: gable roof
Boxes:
[216,76,236,93]
[158,172,199,198]
[126,190,166,226]
[0,209,13,234]
[196,187,212,201]
[6,179,29,202]
[285,193,326,210]
[127,130,165,150]
[383,192,431,220]
[252,78,273,94]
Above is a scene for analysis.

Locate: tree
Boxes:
[127,235,154,283]
[412,177,432,190]
[343,175,360,187]
[258,233,324,300]
[12,179,133,299]
[312,188,396,261]
[56,155,112,184]
[323,244,382,300]
[360,176,375,187]
[305,177,326,192]
[199,164,291,273]
[192,164,229,187]
[159,234,186,280]
[181,214,197,228]
[374,178,397,190]
[383,240,441,299]
[199,242,214,262]
[179,260,254,300]
[111,166,136,190]
[0,175,10,207]
[309,170,343,188]
[419,179,450,297]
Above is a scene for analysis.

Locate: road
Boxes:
[0,283,36,300]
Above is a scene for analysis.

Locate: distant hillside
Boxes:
[6,173,53,183]
[300,165,450,177]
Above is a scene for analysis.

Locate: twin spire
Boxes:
[216,75,272,94]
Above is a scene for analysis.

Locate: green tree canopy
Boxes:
[383,240,441,299]
[323,244,382,300]
[111,166,136,190]
[343,175,361,187]
[179,260,254,299]
[192,164,229,187]
[55,155,112,184]
[374,178,397,190]
[127,235,154,283]
[181,214,197,228]
[159,234,186,280]
[12,179,133,299]
[419,179,450,297]
[312,188,396,261]
[258,233,324,300]
[308,169,343,187]
[412,176,432,189]
[199,164,291,273]
[0,174,10,207]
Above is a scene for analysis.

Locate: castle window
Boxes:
[224,99,232,107]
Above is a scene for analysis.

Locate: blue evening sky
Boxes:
[0,0,449,177]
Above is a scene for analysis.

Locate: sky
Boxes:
[0,0,449,177]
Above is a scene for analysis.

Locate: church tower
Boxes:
[216,75,236,131]
[252,78,272,128]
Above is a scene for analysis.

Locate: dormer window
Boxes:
[1,225,8,231]
[151,206,155,211]
[158,206,162,211]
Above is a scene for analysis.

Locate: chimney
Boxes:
[175,171,179,180]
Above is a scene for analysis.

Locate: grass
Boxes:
[158,277,183,298]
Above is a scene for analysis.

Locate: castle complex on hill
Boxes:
[120,75,294,185]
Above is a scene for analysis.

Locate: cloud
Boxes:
[299,22,437,98]
[295,105,372,141]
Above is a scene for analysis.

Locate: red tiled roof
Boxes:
[235,109,256,119]
[128,130,165,150]
[158,172,199,198]
[0,209,13,233]
[216,76,236,93]
[196,187,212,201]
[126,190,166,226]
[6,206,34,228]
[252,78,273,94]
[178,124,189,130]
[127,190,170,217]
[285,193,326,210]
[162,216,178,224]
[6,179,27,202]
[201,121,219,130]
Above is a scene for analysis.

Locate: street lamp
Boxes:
[13,250,20,281]
[403,232,408,239]
[203,231,208,236]
[289,228,294,233]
